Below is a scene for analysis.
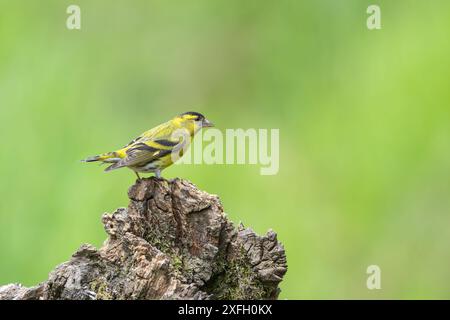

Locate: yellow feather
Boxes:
[82,112,213,178]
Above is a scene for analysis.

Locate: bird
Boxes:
[81,112,214,179]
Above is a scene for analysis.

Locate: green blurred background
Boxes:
[0,1,449,299]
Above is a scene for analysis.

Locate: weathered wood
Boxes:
[0,178,287,300]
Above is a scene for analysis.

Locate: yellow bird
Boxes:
[82,112,214,179]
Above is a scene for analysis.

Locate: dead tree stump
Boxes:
[0,178,287,300]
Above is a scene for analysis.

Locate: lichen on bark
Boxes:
[0,177,287,300]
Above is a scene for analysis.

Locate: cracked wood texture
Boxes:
[0,178,287,300]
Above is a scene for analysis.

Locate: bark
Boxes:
[0,178,287,300]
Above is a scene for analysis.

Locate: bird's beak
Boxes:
[201,118,214,127]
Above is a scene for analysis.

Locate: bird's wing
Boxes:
[120,121,172,149]
[105,122,187,171]
[105,143,170,171]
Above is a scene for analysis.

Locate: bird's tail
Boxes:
[81,151,119,163]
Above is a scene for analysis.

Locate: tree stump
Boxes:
[0,178,287,300]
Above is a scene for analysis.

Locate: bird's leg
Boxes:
[134,171,141,180]
[155,169,161,179]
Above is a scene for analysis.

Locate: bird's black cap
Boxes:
[180,111,205,120]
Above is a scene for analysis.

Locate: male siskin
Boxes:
[82,112,213,179]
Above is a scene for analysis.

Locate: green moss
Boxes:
[171,254,184,277]
[90,278,112,300]
[205,247,268,300]
[145,229,189,280]
[145,232,174,256]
